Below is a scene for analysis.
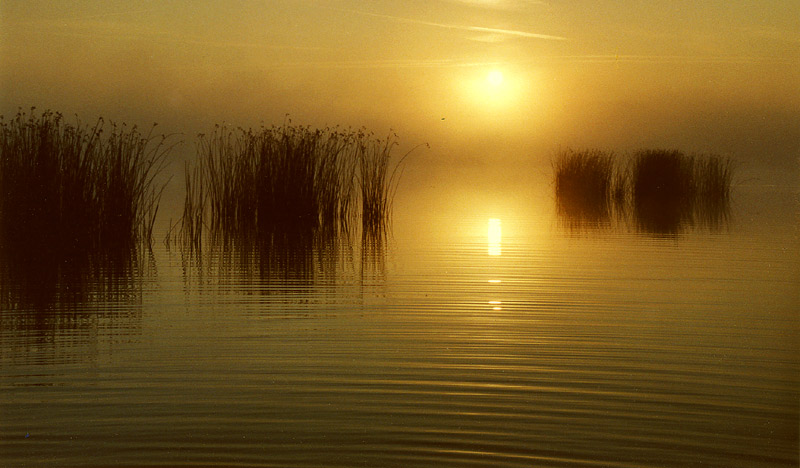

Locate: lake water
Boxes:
[1,164,798,467]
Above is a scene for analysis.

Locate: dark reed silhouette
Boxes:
[630,149,697,233]
[552,149,615,228]
[0,109,171,257]
[359,131,410,239]
[692,154,734,230]
[553,148,733,234]
[179,123,413,249]
[630,149,733,233]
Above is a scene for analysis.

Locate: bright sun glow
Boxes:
[487,70,504,87]
[461,68,529,113]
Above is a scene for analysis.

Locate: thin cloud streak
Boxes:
[443,0,550,10]
[467,25,564,40]
[259,54,797,70]
[14,18,333,52]
[543,55,798,64]
[260,58,504,70]
[331,7,567,41]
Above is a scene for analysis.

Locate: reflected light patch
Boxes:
[488,218,502,256]
[488,279,502,283]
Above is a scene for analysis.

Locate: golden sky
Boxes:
[2,0,798,165]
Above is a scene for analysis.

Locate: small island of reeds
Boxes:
[553,148,734,234]
[0,109,171,258]
[178,122,412,251]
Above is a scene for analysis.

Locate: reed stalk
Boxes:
[182,122,411,249]
[0,109,171,256]
[553,149,615,226]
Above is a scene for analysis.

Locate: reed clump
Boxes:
[359,131,411,239]
[181,123,411,248]
[552,148,734,234]
[553,149,615,225]
[694,154,733,219]
[0,109,171,256]
[630,149,697,233]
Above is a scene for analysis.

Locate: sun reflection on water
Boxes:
[488,218,502,256]
[488,218,503,310]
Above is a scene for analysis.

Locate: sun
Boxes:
[459,67,531,114]
[487,70,504,87]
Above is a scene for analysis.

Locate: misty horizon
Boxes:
[2,1,798,173]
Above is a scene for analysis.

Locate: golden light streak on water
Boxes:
[488,218,502,256]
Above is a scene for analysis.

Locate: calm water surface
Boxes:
[2,166,798,467]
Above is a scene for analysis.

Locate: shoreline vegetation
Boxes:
[554,148,734,234]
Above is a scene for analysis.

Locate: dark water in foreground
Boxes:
[1,167,798,467]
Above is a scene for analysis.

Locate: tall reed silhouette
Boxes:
[179,123,414,249]
[0,109,171,257]
[553,149,615,228]
[359,131,412,239]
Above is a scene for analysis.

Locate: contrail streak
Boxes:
[331,7,567,41]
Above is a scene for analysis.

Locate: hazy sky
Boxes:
[1,0,798,167]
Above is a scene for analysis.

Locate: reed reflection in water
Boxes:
[0,238,150,366]
[174,229,389,302]
[557,191,732,234]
